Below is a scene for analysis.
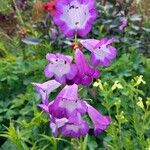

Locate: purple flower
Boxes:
[50,27,58,39]
[80,38,117,67]
[119,17,128,32]
[87,104,111,135]
[61,112,89,138]
[50,116,68,137]
[49,84,87,118]
[35,83,111,138]
[53,0,98,37]
[16,0,27,9]
[44,53,77,84]
[74,48,100,85]
[32,80,61,104]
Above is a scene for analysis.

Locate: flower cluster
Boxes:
[34,0,117,138]
[33,83,111,138]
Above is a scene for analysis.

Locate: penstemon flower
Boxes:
[80,38,117,67]
[49,84,87,118]
[32,80,61,104]
[87,104,111,135]
[61,112,89,138]
[44,53,77,84]
[50,116,68,137]
[74,48,100,85]
[53,0,98,37]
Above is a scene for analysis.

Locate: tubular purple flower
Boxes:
[74,48,100,85]
[53,0,98,37]
[50,117,68,137]
[44,53,77,84]
[80,38,117,67]
[48,84,87,118]
[32,80,61,104]
[86,104,111,135]
[61,112,89,138]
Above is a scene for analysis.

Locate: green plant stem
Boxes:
[22,47,26,60]
[12,0,24,25]
[79,136,83,150]
[54,138,58,150]
[74,33,78,46]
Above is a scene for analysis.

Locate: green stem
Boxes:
[53,139,57,150]
[79,136,83,150]
[22,48,26,60]
[74,33,78,46]
[12,0,24,25]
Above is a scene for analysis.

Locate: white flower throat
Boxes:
[61,3,89,29]
[49,58,70,76]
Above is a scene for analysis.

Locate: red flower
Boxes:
[43,0,57,16]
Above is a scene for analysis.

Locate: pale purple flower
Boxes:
[87,104,111,135]
[49,84,87,118]
[32,80,61,105]
[119,17,128,32]
[50,28,58,39]
[50,117,68,137]
[61,112,89,138]
[53,0,98,37]
[16,0,27,9]
[74,48,100,85]
[80,38,117,67]
[44,53,77,84]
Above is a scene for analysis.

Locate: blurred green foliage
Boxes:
[0,0,150,150]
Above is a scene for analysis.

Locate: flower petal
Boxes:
[32,80,61,104]
[45,53,75,83]
[61,112,89,138]
[81,38,117,67]
[49,84,87,118]
[87,104,111,135]
[74,48,100,85]
[50,117,68,137]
